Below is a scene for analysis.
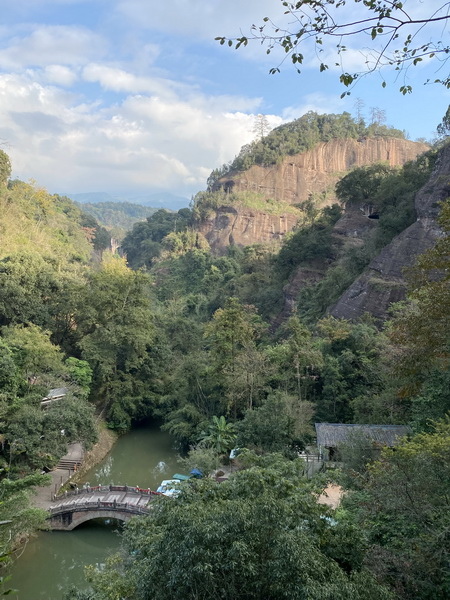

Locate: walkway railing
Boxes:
[49,500,152,517]
[53,484,163,501]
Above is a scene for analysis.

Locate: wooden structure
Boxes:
[315,423,410,461]
[40,387,68,408]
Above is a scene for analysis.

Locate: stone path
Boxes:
[32,443,84,510]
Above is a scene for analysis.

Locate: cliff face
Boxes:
[198,206,299,252]
[202,138,428,252]
[213,138,429,205]
[329,143,450,323]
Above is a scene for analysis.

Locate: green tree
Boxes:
[2,324,65,385]
[85,456,392,600]
[0,253,62,328]
[388,199,450,395]
[0,151,11,187]
[217,2,450,93]
[437,104,450,138]
[122,209,193,269]
[315,318,385,422]
[348,421,450,599]
[5,394,96,472]
[252,113,271,140]
[0,473,49,558]
[222,342,269,414]
[267,317,323,403]
[198,415,236,454]
[178,445,220,477]
[236,392,295,453]
[335,163,393,207]
[72,256,155,428]
[64,357,93,397]
[205,297,263,372]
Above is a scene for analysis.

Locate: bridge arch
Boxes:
[49,509,134,531]
[47,484,160,531]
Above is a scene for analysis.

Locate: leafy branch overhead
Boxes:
[216,0,450,94]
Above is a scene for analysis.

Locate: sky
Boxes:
[0,0,449,201]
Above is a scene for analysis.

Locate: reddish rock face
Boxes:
[198,206,299,253]
[202,138,429,252]
[330,141,450,323]
[212,138,429,205]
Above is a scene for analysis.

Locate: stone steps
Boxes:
[56,459,82,470]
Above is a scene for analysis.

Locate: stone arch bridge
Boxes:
[48,485,162,531]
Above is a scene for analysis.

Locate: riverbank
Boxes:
[31,424,118,510]
[70,425,118,484]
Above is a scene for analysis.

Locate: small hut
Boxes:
[40,387,68,408]
[315,423,410,461]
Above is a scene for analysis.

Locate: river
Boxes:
[9,422,180,600]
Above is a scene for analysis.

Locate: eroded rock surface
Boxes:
[202,138,428,252]
[213,138,429,205]
[330,143,450,322]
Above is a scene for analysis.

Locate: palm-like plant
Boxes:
[198,416,236,454]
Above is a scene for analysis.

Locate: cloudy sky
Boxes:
[1,0,448,200]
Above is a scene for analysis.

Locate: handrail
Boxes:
[54,484,163,500]
[49,501,152,516]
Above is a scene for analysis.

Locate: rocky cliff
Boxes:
[202,138,428,252]
[329,142,450,323]
[198,206,299,252]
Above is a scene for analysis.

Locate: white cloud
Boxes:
[0,71,271,196]
[282,94,343,122]
[43,65,78,86]
[82,63,180,98]
[1,0,441,200]
[0,25,107,70]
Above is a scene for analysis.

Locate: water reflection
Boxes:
[10,520,121,600]
[10,423,179,600]
[154,460,168,474]
[93,456,113,480]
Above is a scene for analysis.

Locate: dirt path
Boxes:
[317,484,344,509]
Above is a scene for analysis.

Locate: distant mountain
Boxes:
[66,191,190,211]
[77,201,159,240]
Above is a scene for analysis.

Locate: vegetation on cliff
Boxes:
[207,111,406,186]
[1,123,449,597]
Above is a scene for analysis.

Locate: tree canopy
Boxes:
[85,455,392,600]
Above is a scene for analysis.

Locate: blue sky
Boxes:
[0,0,448,199]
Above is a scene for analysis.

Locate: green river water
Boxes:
[9,423,180,600]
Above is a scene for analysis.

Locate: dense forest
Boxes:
[0,110,449,599]
[76,201,158,241]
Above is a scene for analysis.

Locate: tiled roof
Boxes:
[47,387,68,398]
[315,423,410,448]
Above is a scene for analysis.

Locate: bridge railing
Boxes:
[49,500,154,516]
[55,484,163,500]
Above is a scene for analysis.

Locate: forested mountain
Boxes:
[68,191,189,211]
[198,113,428,252]
[0,155,113,556]
[75,201,158,241]
[208,111,408,180]
[1,109,449,599]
